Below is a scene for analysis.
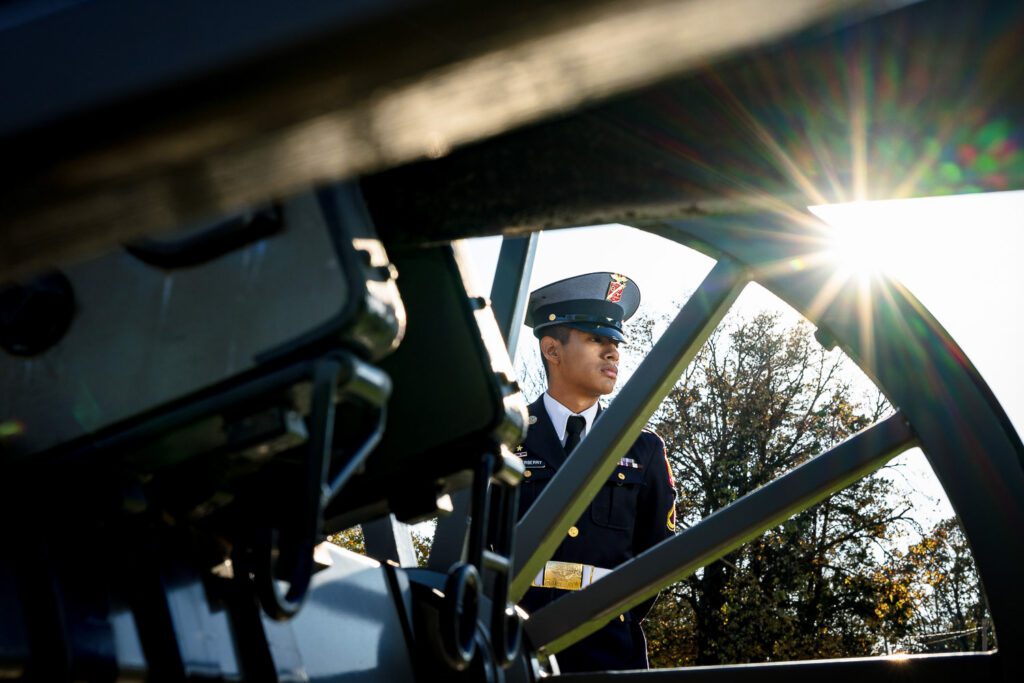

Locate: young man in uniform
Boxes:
[515,272,677,673]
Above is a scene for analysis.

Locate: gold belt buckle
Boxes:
[545,561,584,590]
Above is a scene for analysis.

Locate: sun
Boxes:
[811,200,925,283]
[809,191,1024,291]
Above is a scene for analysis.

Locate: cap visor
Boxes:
[564,322,627,344]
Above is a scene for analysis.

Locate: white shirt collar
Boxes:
[543,392,600,446]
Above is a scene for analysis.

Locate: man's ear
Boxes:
[540,336,560,367]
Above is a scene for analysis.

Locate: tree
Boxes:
[639,311,923,666]
[892,517,995,653]
[328,524,433,567]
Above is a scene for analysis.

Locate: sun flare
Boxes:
[810,191,1024,290]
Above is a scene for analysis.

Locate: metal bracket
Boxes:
[238,352,391,620]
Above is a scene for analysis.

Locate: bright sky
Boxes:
[462,190,1024,529]
[809,191,1024,440]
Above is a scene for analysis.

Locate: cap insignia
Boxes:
[606,274,628,303]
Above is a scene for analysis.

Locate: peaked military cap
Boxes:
[525,272,640,343]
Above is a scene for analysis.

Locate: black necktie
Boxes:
[564,415,586,455]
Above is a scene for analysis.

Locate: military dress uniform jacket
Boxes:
[516,396,677,673]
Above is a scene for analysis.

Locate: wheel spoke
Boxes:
[489,234,539,357]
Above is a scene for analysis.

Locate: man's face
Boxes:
[555,328,622,398]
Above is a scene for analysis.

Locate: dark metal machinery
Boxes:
[2,0,1023,681]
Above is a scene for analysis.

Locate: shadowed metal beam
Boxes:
[525,411,917,654]
[553,651,998,682]
[360,0,1024,248]
[489,234,540,358]
[2,0,891,277]
[362,514,419,567]
[427,489,471,572]
[510,258,749,601]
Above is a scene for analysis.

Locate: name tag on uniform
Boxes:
[523,459,546,469]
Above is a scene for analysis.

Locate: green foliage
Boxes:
[328,523,433,567]
[891,518,995,653]
[328,526,367,555]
